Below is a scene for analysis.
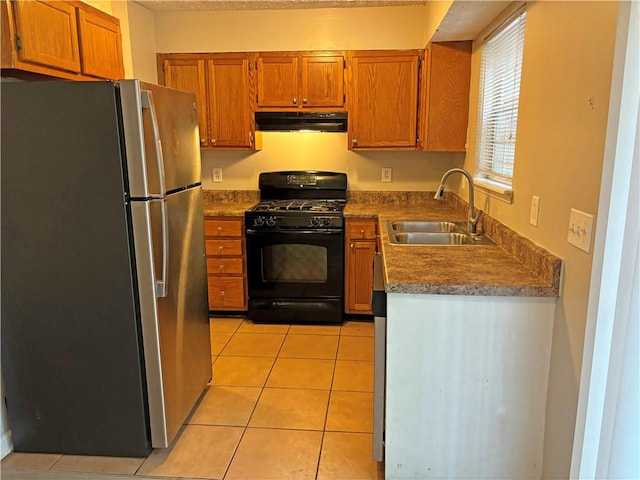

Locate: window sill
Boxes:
[474,177,514,204]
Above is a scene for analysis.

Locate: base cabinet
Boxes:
[345,218,377,314]
[385,294,556,478]
[204,217,247,311]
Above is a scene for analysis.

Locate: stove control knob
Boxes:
[310,217,320,226]
[322,217,333,227]
[266,216,277,227]
[253,216,265,227]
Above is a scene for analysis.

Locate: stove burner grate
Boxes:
[250,199,346,213]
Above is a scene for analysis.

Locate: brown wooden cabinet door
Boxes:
[301,55,344,108]
[346,240,376,314]
[419,41,472,152]
[345,218,377,314]
[162,56,209,147]
[13,0,81,73]
[77,8,124,79]
[349,52,419,149]
[207,56,252,148]
[257,55,299,108]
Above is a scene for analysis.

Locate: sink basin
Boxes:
[391,232,495,246]
[386,220,495,246]
[388,221,464,233]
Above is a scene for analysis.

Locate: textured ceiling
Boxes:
[136,0,428,12]
[433,1,509,41]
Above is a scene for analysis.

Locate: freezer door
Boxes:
[131,186,211,448]
[120,80,202,197]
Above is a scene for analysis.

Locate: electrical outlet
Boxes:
[567,208,594,253]
[382,167,392,183]
[530,195,540,227]
[212,167,223,183]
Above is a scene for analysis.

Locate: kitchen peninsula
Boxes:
[204,189,562,479]
[347,191,561,480]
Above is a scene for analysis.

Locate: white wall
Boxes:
[201,133,463,191]
[1,376,11,458]
[154,6,429,52]
[126,1,158,83]
[571,1,639,477]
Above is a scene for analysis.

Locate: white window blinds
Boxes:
[477,7,527,186]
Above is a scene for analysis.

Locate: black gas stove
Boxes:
[246,199,346,229]
[245,172,347,230]
[245,171,347,324]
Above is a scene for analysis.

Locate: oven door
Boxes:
[245,228,344,298]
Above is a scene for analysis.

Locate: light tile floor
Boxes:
[1,317,384,480]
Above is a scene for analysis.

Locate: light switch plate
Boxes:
[567,208,594,253]
[530,195,540,227]
[212,167,223,183]
[381,167,392,183]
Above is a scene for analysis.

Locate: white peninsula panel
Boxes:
[385,293,556,480]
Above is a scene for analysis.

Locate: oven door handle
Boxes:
[245,229,342,235]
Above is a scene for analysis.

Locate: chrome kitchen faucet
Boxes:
[434,168,482,235]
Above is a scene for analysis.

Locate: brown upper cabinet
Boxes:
[1,0,124,80]
[347,50,420,150]
[419,41,472,152]
[158,53,258,150]
[256,52,345,110]
[77,7,124,80]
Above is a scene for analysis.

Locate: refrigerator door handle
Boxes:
[140,90,166,198]
[154,198,169,298]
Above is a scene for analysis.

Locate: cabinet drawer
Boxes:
[204,219,243,237]
[206,258,244,276]
[347,220,377,240]
[206,239,243,256]
[208,277,245,309]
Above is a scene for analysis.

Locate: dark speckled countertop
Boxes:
[202,190,258,216]
[203,190,562,297]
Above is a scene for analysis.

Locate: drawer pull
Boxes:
[218,264,224,270]
[217,226,223,232]
[218,246,224,251]
[360,229,365,235]
[220,290,226,296]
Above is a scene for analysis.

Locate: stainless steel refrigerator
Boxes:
[1,80,211,457]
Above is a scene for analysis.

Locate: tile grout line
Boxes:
[220,319,289,480]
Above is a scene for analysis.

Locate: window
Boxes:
[476,6,527,188]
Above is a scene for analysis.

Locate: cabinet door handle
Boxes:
[360,229,365,235]
[292,97,297,105]
[352,138,357,146]
[211,138,217,145]
[200,138,206,146]
[302,97,308,104]
[350,243,354,248]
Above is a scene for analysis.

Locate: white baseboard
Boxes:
[1,428,13,459]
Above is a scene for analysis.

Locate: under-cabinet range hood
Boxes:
[255,111,347,132]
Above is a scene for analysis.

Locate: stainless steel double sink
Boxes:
[387,221,495,246]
